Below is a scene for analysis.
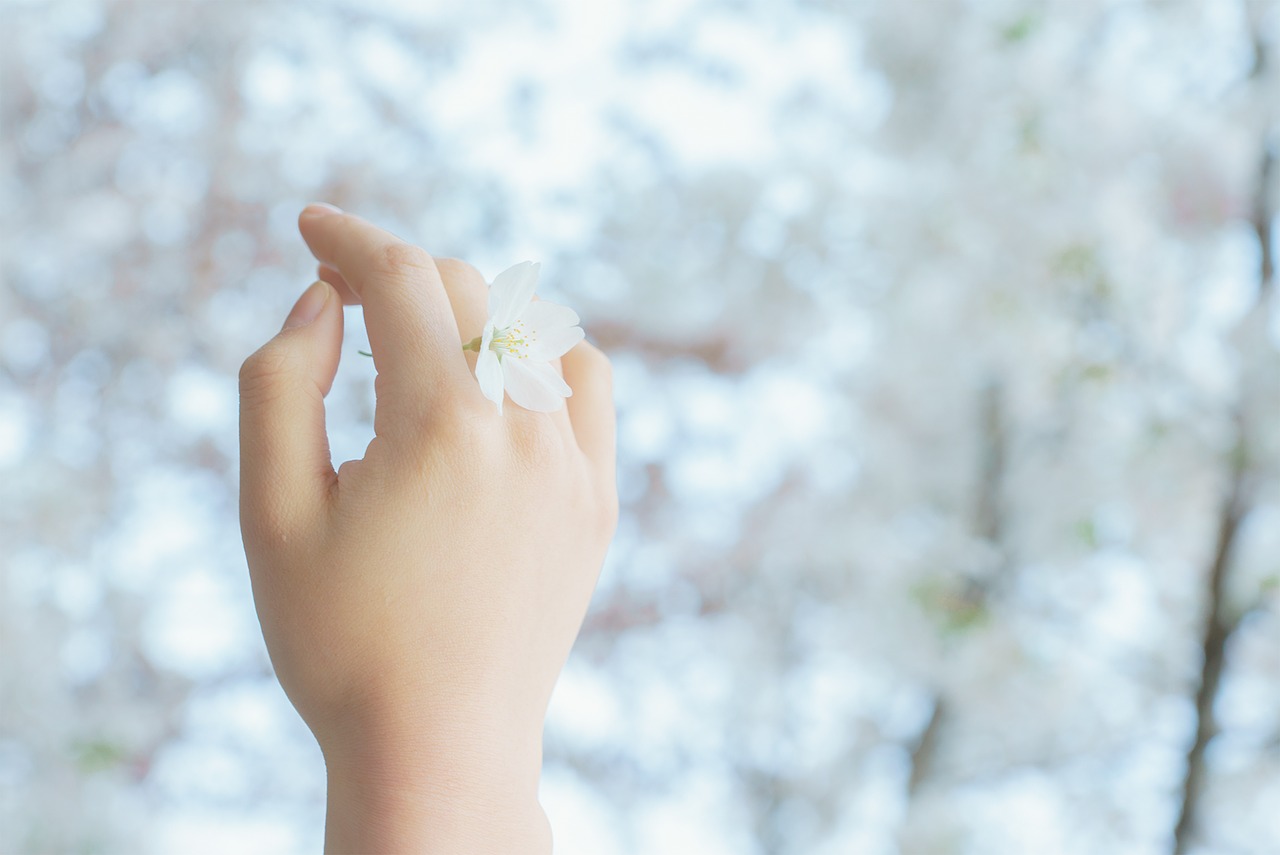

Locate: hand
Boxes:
[237,205,617,853]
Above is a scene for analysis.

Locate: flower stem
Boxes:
[358,350,373,358]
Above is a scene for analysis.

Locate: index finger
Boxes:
[297,205,474,411]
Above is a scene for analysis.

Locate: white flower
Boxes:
[473,261,584,414]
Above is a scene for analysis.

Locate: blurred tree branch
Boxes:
[1172,123,1275,855]
[1172,438,1247,855]
[907,696,944,797]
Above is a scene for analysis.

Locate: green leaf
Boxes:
[1001,13,1038,44]
[72,737,126,773]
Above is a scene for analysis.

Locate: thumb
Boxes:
[239,280,343,543]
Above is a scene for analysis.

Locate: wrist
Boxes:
[318,691,550,854]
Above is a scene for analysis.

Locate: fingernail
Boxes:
[301,202,343,219]
[283,281,330,330]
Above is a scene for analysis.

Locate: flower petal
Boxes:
[502,357,571,412]
[519,299,580,332]
[488,261,540,330]
[475,348,505,413]
[527,324,585,361]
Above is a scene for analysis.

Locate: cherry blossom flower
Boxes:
[468,261,584,414]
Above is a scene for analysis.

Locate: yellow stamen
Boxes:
[490,321,536,359]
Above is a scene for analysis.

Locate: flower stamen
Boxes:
[490,321,537,359]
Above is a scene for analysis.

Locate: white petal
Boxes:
[527,324,585,360]
[475,348,505,413]
[519,300,580,331]
[488,261,540,329]
[502,358,571,412]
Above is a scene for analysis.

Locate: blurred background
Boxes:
[3,0,1280,852]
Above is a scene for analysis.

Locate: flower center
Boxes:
[490,321,532,359]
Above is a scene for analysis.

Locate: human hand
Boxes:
[237,205,617,853]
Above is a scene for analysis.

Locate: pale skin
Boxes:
[238,205,617,853]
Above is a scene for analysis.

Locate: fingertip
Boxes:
[282,279,333,330]
[300,202,343,222]
[298,205,346,251]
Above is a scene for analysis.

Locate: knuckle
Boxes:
[508,415,566,471]
[373,242,435,279]
[238,344,293,406]
[415,402,502,464]
[424,389,485,438]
